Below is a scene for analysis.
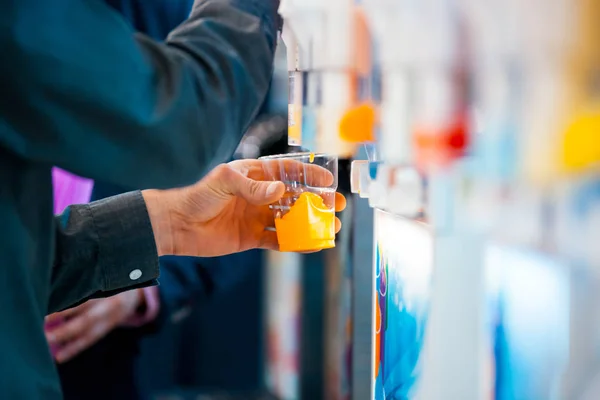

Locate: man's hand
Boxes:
[143,159,346,257]
[45,290,143,363]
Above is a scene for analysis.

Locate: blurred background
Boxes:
[50,0,600,399]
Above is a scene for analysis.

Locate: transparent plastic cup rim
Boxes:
[259,152,336,160]
[259,152,338,191]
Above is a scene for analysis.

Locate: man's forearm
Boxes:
[47,157,320,313]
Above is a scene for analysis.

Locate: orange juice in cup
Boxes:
[260,153,338,252]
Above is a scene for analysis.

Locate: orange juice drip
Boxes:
[274,192,335,252]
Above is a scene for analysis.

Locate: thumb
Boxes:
[229,172,285,205]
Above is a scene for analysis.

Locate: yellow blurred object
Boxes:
[309,152,315,163]
[339,103,376,143]
[275,192,335,252]
[561,110,600,172]
[523,0,600,184]
[288,105,302,146]
[556,0,600,175]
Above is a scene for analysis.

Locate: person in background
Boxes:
[45,1,264,399]
[1,0,285,397]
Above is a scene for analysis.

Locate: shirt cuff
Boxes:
[124,287,161,327]
[88,191,160,293]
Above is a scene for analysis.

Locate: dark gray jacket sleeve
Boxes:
[49,191,159,313]
[0,0,278,189]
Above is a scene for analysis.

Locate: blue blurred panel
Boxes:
[486,245,569,400]
[373,212,433,400]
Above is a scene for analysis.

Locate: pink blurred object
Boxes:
[52,167,94,214]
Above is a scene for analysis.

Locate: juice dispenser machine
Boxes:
[265,1,376,399]
[266,0,600,398]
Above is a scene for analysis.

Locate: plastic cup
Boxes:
[260,152,338,252]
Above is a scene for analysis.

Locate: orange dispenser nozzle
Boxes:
[339,6,376,144]
[339,103,376,143]
[414,114,470,170]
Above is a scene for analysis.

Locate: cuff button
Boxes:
[129,269,142,280]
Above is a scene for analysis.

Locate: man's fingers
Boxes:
[223,166,285,206]
[51,301,114,363]
[335,217,342,234]
[229,159,335,188]
[45,314,88,346]
[261,159,335,187]
[45,312,66,326]
[55,335,93,364]
[55,316,109,363]
[45,302,90,325]
[240,180,285,206]
[335,192,346,212]
[259,230,279,251]
[226,161,342,212]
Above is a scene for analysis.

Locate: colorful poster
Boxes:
[372,210,433,400]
